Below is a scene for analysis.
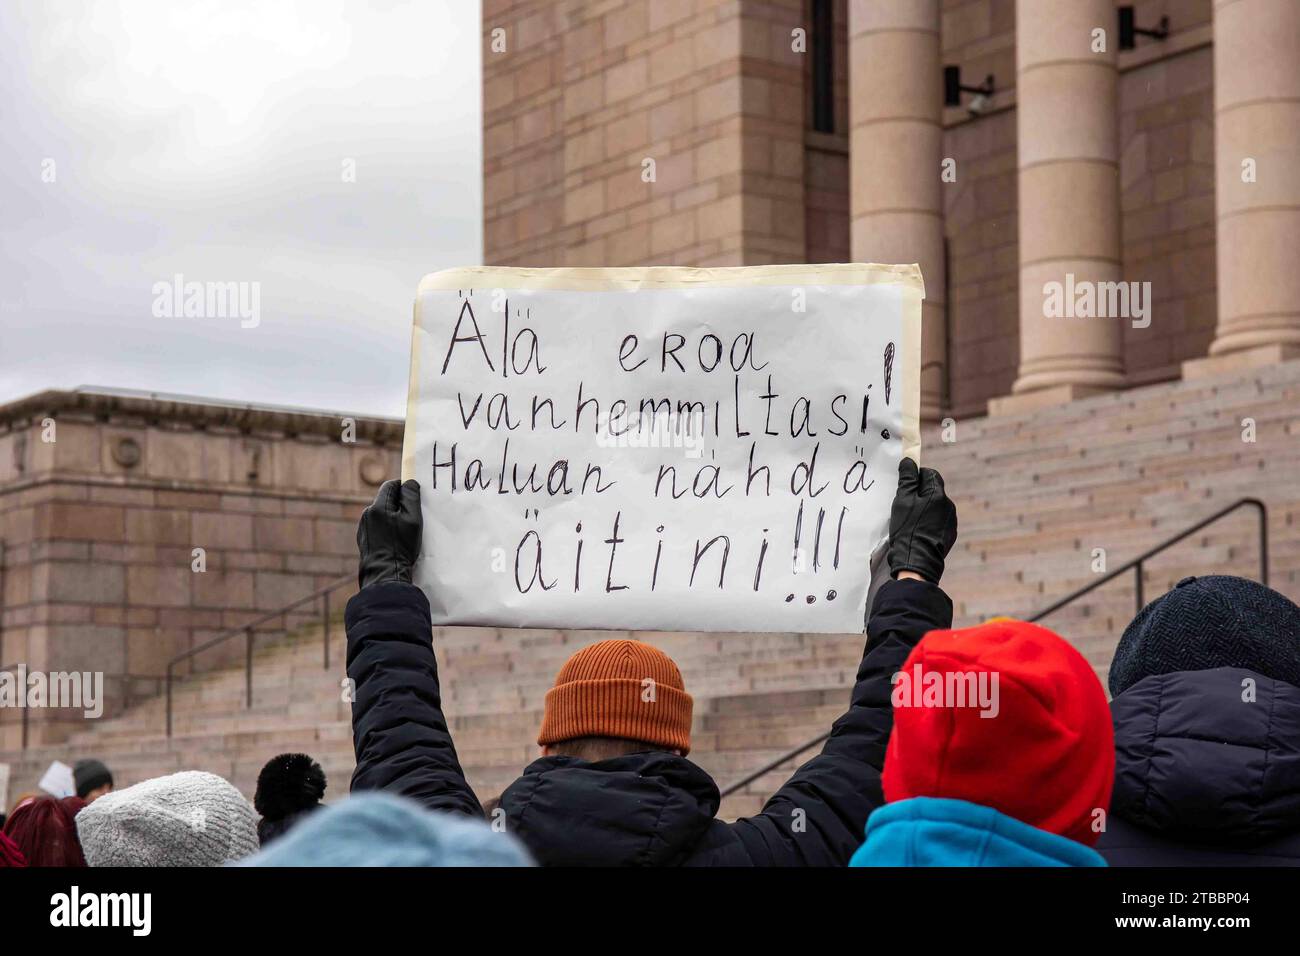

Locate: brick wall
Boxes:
[804,134,849,263]
[1120,42,1217,384]
[943,107,1020,418]
[483,0,814,268]
[936,0,1018,417]
[0,392,400,745]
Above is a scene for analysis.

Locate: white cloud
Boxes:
[0,0,482,418]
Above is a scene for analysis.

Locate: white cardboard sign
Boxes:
[38,760,75,799]
[401,264,923,634]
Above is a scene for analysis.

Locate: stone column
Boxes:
[1186,0,1300,377]
[991,0,1125,414]
[849,0,946,421]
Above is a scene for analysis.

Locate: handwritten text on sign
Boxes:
[402,266,922,633]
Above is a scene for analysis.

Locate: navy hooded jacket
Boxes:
[1098,666,1300,866]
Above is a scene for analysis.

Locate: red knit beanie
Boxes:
[883,619,1114,847]
[538,639,693,754]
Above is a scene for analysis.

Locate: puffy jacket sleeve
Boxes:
[726,577,953,865]
[346,581,483,817]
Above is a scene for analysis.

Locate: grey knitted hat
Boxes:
[75,771,259,867]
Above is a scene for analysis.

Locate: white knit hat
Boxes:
[76,771,259,866]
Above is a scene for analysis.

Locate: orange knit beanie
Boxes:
[538,639,694,754]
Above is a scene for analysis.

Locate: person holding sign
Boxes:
[344,457,956,866]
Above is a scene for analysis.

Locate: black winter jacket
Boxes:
[346,577,953,866]
[1098,666,1300,866]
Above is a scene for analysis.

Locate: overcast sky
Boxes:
[0,0,481,419]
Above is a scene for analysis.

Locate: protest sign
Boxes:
[38,760,75,798]
[401,263,923,633]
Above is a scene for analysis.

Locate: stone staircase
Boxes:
[3,360,1297,821]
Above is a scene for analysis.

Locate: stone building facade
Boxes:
[0,390,400,747]
[480,0,1300,420]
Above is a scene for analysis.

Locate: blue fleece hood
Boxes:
[850,797,1107,867]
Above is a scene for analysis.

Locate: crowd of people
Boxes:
[3,461,1298,867]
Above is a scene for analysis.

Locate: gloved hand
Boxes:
[356,479,423,589]
[886,458,957,584]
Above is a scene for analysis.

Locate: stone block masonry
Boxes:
[0,390,400,746]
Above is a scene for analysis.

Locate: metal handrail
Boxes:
[164,573,353,737]
[718,497,1270,799]
[1027,497,1267,622]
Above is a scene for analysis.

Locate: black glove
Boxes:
[886,458,957,583]
[356,479,422,589]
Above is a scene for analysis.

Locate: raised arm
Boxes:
[727,458,957,865]
[346,479,482,817]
